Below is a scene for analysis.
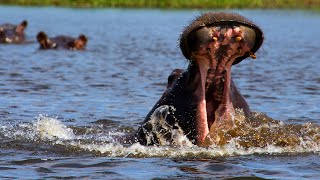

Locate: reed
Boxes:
[0,0,319,9]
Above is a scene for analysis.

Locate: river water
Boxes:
[0,6,319,179]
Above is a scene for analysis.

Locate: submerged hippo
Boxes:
[135,12,264,146]
[36,31,88,50]
[0,20,28,44]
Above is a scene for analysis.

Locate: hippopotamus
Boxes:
[36,31,88,50]
[0,20,28,44]
[135,12,264,146]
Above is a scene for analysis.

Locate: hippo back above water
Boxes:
[36,31,88,50]
[0,20,28,44]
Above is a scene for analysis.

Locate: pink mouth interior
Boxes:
[190,26,256,145]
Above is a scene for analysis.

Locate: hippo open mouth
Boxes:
[179,13,263,144]
[183,25,259,143]
[136,12,263,146]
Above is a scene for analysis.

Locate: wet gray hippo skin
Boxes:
[0,20,28,44]
[135,12,264,146]
[36,31,88,50]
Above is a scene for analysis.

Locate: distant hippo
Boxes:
[135,12,264,146]
[36,31,88,50]
[0,20,28,44]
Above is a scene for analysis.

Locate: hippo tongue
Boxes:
[211,60,236,136]
[195,58,236,146]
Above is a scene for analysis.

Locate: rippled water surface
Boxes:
[0,6,319,179]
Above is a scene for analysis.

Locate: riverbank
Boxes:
[0,0,319,9]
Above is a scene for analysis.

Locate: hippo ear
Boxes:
[36,31,49,49]
[0,28,4,36]
[36,31,47,42]
[78,34,88,44]
[71,34,88,50]
[15,20,28,33]
[0,29,4,39]
[21,20,28,28]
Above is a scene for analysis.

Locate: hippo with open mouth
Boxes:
[0,20,28,44]
[135,12,264,146]
[36,31,88,50]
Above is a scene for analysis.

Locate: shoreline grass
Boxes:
[0,0,319,10]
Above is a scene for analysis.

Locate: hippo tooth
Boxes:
[247,51,256,59]
[212,36,218,42]
[235,36,242,42]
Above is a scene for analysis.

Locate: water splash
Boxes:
[35,114,75,140]
[204,109,320,153]
[141,105,193,147]
[0,113,319,158]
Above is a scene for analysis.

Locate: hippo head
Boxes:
[0,20,28,43]
[36,31,57,49]
[179,12,264,144]
[37,32,88,50]
[135,12,264,146]
[68,34,88,50]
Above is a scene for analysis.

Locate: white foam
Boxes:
[0,114,319,158]
[34,114,75,140]
[66,136,319,158]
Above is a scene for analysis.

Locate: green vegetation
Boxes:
[0,0,319,9]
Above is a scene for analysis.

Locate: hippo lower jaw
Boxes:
[189,25,257,145]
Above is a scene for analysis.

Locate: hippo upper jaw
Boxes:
[188,25,257,145]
